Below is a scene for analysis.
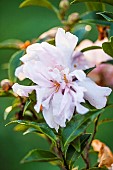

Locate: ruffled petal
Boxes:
[43,104,59,132]
[70,70,86,81]
[34,87,46,113]
[15,65,25,80]
[55,28,78,56]
[12,83,36,97]
[23,60,53,87]
[77,77,112,109]
[70,87,88,114]
[76,103,89,114]
[55,28,78,67]
[71,51,90,71]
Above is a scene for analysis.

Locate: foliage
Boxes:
[0,0,113,170]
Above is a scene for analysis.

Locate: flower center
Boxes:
[64,74,68,83]
[54,81,60,92]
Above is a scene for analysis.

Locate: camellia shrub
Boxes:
[0,0,113,170]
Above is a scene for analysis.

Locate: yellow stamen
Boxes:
[64,74,68,83]
[54,81,60,92]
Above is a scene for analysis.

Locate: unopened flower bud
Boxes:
[68,12,79,24]
[59,0,69,11]
[0,79,12,91]
[39,27,57,41]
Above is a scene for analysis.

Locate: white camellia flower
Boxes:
[12,28,112,131]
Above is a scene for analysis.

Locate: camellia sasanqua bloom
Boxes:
[12,28,112,131]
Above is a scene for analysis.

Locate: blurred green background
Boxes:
[0,0,113,170]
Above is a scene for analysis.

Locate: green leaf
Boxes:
[66,134,91,169]
[71,0,113,6]
[84,66,96,75]
[0,89,14,97]
[73,24,91,43]
[102,36,113,57]
[101,59,113,65]
[21,149,60,163]
[98,118,113,125]
[61,109,104,148]
[20,0,59,15]
[88,168,107,170]
[0,39,23,49]
[81,46,102,53]
[4,98,21,120]
[14,124,28,132]
[6,120,57,144]
[8,50,25,82]
[23,127,37,135]
[23,101,31,116]
[85,2,105,11]
[72,137,80,152]
[80,11,111,26]
[97,11,113,22]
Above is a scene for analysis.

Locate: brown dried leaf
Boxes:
[92,139,113,169]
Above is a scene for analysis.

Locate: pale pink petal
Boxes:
[12,83,36,97]
[76,103,89,114]
[55,28,78,56]
[23,60,53,87]
[34,87,46,113]
[77,78,112,109]
[55,28,78,67]
[70,70,86,81]
[43,104,59,131]
[52,88,75,127]
[71,51,90,71]
[70,88,88,114]
[15,65,26,80]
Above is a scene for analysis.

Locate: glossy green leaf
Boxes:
[20,0,58,14]
[101,59,113,65]
[61,109,104,148]
[66,134,91,169]
[14,124,28,132]
[85,2,105,11]
[88,168,107,170]
[97,11,113,22]
[98,118,113,125]
[80,11,111,26]
[23,127,37,135]
[73,24,91,43]
[4,98,21,120]
[72,137,80,152]
[81,46,102,53]
[0,39,23,49]
[71,0,113,6]
[6,120,57,144]
[23,101,31,116]
[84,66,96,75]
[21,149,60,163]
[102,36,113,57]
[8,50,25,82]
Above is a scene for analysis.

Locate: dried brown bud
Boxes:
[0,79,12,91]
[92,139,113,169]
[59,0,69,11]
[68,12,79,24]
